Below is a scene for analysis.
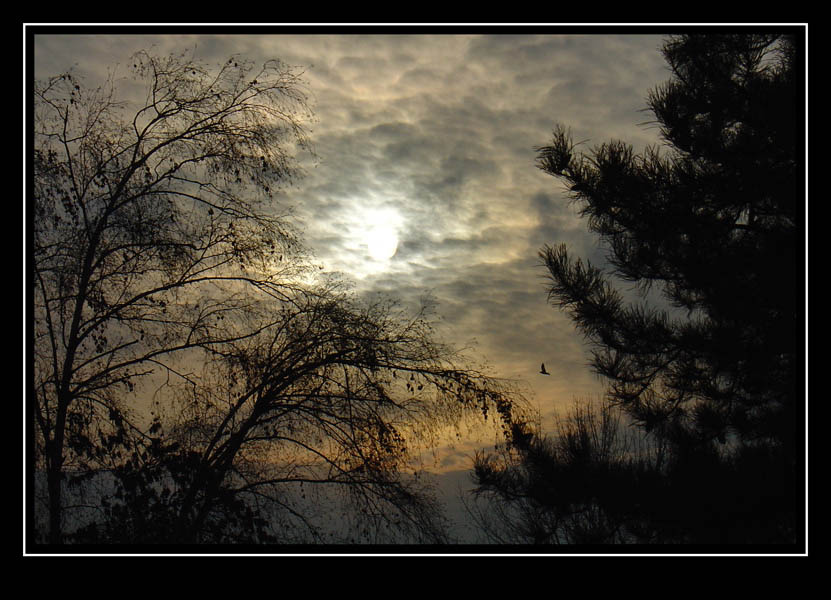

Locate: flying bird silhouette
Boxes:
[539,363,550,375]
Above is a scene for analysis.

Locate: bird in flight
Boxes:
[539,363,550,375]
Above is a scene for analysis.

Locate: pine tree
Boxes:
[475,33,802,545]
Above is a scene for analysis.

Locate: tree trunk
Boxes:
[46,441,64,544]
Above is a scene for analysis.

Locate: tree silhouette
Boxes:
[32,50,522,545]
[76,287,519,545]
[473,33,802,545]
[33,49,317,544]
[470,399,666,544]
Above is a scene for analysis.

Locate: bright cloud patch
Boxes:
[363,207,401,261]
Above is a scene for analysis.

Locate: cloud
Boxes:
[32,28,670,440]
[32,31,685,551]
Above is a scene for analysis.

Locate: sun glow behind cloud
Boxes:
[329,199,405,277]
[362,206,401,261]
[32,30,671,480]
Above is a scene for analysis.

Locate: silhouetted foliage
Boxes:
[64,287,520,545]
[32,50,522,545]
[33,49,318,544]
[470,400,667,544]
[473,33,802,545]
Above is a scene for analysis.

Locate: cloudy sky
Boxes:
[32,27,672,495]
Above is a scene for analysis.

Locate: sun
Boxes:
[362,208,400,261]
[333,203,404,277]
[366,224,399,260]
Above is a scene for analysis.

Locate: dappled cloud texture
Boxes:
[33,31,670,464]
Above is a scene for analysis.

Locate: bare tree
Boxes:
[91,286,521,544]
[32,49,316,544]
[32,50,524,546]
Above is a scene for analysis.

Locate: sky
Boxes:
[31,27,675,539]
